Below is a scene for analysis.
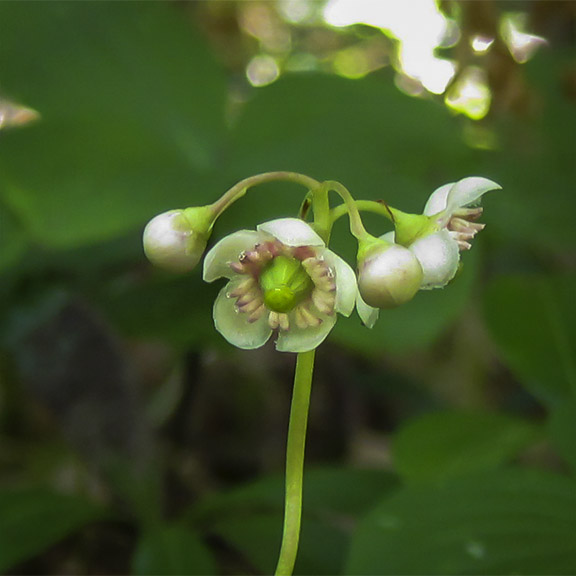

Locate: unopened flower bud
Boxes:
[143,206,213,272]
[357,239,423,309]
[409,229,460,289]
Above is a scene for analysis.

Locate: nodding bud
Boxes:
[357,239,423,309]
[143,207,212,272]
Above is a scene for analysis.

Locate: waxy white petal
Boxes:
[423,183,454,216]
[257,218,324,247]
[322,249,357,317]
[445,177,501,213]
[203,230,265,282]
[275,313,337,352]
[409,229,460,289]
[356,294,379,329]
[213,282,272,349]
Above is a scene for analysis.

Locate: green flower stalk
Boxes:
[142,171,501,576]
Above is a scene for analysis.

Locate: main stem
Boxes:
[275,349,316,576]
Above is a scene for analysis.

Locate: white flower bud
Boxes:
[409,230,459,289]
[143,209,207,272]
[358,243,423,309]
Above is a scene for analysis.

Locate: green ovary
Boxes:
[260,255,314,313]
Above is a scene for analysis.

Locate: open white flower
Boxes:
[357,177,501,328]
[203,218,357,353]
[407,177,501,289]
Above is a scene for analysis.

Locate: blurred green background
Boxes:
[1,1,575,574]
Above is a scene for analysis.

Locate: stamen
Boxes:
[235,292,260,307]
[229,262,248,274]
[294,307,309,329]
[268,311,280,330]
[228,278,258,298]
[302,257,336,291]
[292,246,317,261]
[247,303,267,323]
[278,313,290,331]
[449,218,486,234]
[454,206,483,220]
[237,296,264,314]
[312,289,336,315]
[296,304,323,327]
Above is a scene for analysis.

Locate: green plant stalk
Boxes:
[330,199,395,225]
[324,181,372,241]
[274,349,316,576]
[210,172,322,218]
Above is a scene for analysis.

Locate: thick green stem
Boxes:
[210,172,322,218]
[275,350,316,576]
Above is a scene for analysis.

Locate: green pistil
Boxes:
[260,255,313,314]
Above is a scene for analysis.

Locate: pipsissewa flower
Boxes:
[391,177,501,290]
[357,177,501,327]
[203,218,356,353]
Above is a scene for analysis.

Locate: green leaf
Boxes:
[549,399,576,476]
[0,488,105,572]
[347,469,576,575]
[0,198,27,272]
[392,410,542,484]
[95,274,216,349]
[487,50,576,252]
[132,524,216,576]
[232,74,476,206]
[0,2,227,249]
[484,274,576,402]
[196,467,398,576]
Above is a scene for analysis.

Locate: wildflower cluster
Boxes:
[143,173,500,352]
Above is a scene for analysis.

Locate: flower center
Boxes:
[259,255,313,313]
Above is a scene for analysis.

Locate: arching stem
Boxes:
[330,199,395,225]
[210,172,322,218]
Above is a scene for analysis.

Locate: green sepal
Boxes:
[182,205,216,238]
[357,235,392,265]
[387,206,436,247]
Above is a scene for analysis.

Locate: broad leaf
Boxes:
[549,399,576,476]
[132,524,215,576]
[484,274,576,402]
[196,466,397,575]
[347,469,576,575]
[0,2,227,249]
[0,488,105,572]
[392,410,541,484]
